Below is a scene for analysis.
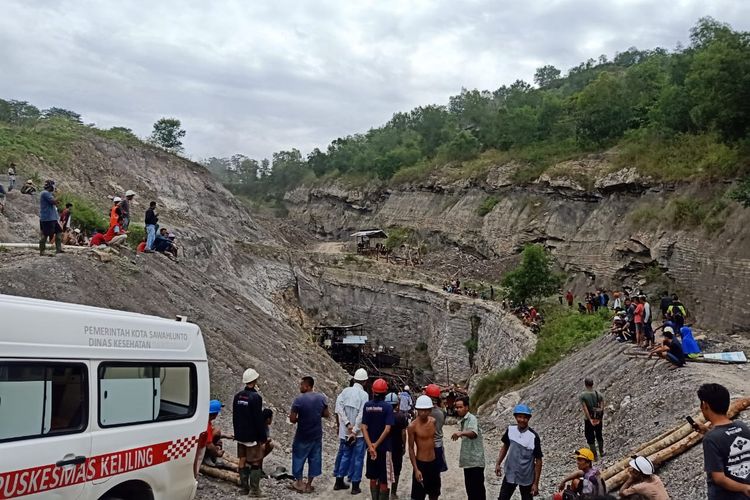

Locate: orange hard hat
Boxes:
[372,378,389,394]
[425,384,441,398]
[553,492,564,500]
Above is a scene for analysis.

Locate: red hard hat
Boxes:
[553,493,564,500]
[372,378,389,394]
[425,384,441,398]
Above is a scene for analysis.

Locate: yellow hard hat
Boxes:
[573,448,595,462]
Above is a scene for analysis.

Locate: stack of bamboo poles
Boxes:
[603,397,750,491]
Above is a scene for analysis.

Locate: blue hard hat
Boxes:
[385,392,399,405]
[209,399,223,414]
[512,404,532,416]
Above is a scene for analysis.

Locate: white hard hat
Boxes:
[664,326,674,334]
[113,196,122,203]
[415,395,434,410]
[353,368,368,381]
[125,190,136,197]
[242,368,259,384]
[404,385,410,391]
[629,455,655,475]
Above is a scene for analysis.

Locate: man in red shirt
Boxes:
[634,296,645,347]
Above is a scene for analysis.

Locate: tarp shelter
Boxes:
[350,229,388,239]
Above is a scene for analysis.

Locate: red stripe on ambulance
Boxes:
[0,436,198,499]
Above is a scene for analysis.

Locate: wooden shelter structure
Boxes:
[351,229,388,256]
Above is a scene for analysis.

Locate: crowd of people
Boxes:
[442,279,495,300]
[195,364,749,500]
[23,175,180,258]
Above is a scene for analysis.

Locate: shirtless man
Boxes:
[408,395,440,500]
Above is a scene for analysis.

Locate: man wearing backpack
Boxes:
[556,448,606,499]
[579,378,604,460]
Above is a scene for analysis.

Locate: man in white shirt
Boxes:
[333,368,370,494]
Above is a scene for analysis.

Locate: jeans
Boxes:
[463,467,486,500]
[292,438,322,480]
[146,224,156,250]
[334,437,365,482]
[498,479,532,500]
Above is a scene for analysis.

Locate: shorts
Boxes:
[237,442,264,463]
[366,450,393,484]
[411,459,441,499]
[635,322,644,333]
[666,353,684,367]
[40,220,62,237]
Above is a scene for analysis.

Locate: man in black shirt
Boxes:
[386,392,409,499]
[144,201,158,251]
[695,383,750,499]
[233,368,267,496]
[649,329,685,368]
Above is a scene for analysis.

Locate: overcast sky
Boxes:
[1,1,748,161]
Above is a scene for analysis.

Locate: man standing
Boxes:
[386,392,409,499]
[642,294,654,348]
[361,378,394,500]
[120,190,135,230]
[695,383,750,499]
[144,201,158,251]
[334,368,370,494]
[7,162,16,191]
[452,396,486,500]
[289,376,329,494]
[634,296,645,347]
[424,384,447,473]
[39,180,63,255]
[566,290,574,308]
[408,395,441,500]
[495,404,543,500]
[399,385,413,417]
[580,378,605,460]
[232,368,267,497]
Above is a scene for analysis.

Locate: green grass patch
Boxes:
[667,195,731,232]
[56,193,109,233]
[472,307,610,409]
[126,223,146,250]
[384,226,415,250]
[477,196,500,217]
[628,202,662,229]
[0,118,81,168]
[389,159,435,185]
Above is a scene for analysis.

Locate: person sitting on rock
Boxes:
[103,219,127,247]
[678,325,701,359]
[20,179,36,195]
[557,448,606,498]
[203,399,226,467]
[89,228,107,247]
[648,328,685,368]
[618,455,669,499]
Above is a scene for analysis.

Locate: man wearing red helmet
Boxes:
[425,384,448,474]
[362,378,395,500]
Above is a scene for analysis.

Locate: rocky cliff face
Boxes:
[293,264,535,386]
[284,163,750,334]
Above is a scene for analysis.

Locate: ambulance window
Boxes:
[98,363,196,427]
[0,363,88,443]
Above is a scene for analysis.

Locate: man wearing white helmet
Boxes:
[232,368,267,497]
[619,455,669,499]
[333,368,370,494]
[408,395,440,500]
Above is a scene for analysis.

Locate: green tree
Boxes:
[502,244,564,305]
[573,72,631,145]
[0,99,41,125]
[149,117,186,152]
[441,130,480,161]
[42,107,82,123]
[534,65,562,88]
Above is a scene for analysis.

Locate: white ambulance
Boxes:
[0,294,209,499]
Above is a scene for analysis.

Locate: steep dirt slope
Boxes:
[481,334,750,499]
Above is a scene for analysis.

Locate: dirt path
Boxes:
[313,242,346,254]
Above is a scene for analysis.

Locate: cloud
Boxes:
[0,0,748,160]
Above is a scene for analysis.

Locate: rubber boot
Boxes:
[334,477,348,490]
[238,466,251,494]
[351,481,362,495]
[391,482,399,499]
[370,484,379,500]
[39,236,46,256]
[379,488,390,500]
[55,236,64,254]
[248,468,265,497]
[588,442,598,461]
[598,441,605,458]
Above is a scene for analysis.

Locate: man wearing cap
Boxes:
[557,448,605,497]
[579,378,605,460]
[203,400,226,467]
[425,384,448,473]
[39,180,63,255]
[495,404,543,500]
[386,392,409,499]
[121,190,135,230]
[399,386,413,418]
[619,455,670,499]
[452,396,486,500]
[408,395,440,500]
[21,179,36,195]
[334,368,370,494]
[362,378,395,500]
[232,368,267,496]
